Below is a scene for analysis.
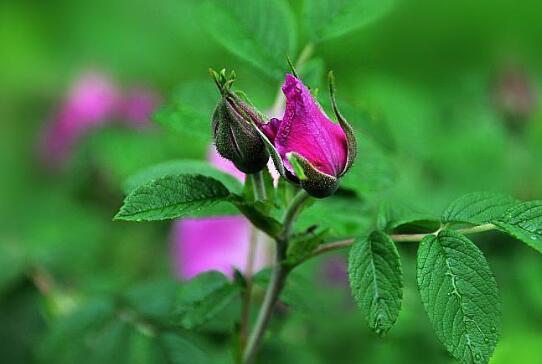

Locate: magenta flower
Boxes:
[171,147,270,280]
[262,74,357,197]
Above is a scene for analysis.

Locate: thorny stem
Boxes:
[242,190,311,364]
[306,223,497,263]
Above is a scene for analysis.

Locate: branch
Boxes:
[307,223,497,262]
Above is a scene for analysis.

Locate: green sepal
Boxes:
[328,71,358,176]
[286,152,339,198]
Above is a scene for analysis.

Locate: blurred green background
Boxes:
[1,0,542,363]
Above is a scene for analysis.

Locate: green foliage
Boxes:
[123,160,243,194]
[348,231,403,336]
[303,0,397,42]
[376,201,438,232]
[153,81,217,141]
[115,174,231,221]
[173,271,240,330]
[493,201,542,254]
[286,229,328,267]
[39,296,209,364]
[201,0,297,79]
[417,230,500,364]
[442,192,518,225]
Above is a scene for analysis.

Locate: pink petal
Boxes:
[171,216,268,280]
[273,74,348,177]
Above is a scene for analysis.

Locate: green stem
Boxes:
[305,223,497,263]
[252,171,267,201]
[242,190,311,364]
[282,190,312,239]
[242,246,288,364]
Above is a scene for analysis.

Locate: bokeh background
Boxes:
[1,0,542,363]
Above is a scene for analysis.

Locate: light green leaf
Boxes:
[173,271,240,329]
[123,160,243,194]
[348,231,403,336]
[115,174,231,221]
[304,0,397,42]
[493,201,542,254]
[202,0,297,79]
[417,230,501,364]
[153,80,217,140]
[442,192,518,225]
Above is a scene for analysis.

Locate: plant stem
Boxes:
[282,190,311,239]
[252,171,267,201]
[242,246,288,364]
[242,190,311,364]
[307,223,497,262]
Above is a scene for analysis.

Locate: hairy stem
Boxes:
[307,223,497,262]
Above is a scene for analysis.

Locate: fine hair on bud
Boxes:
[212,95,269,174]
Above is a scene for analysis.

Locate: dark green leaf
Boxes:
[348,231,402,336]
[202,0,297,79]
[304,0,397,42]
[493,201,542,254]
[417,230,501,364]
[442,192,518,225]
[115,174,231,221]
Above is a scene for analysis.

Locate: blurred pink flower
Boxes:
[41,72,120,164]
[172,146,270,280]
[40,71,161,166]
[119,87,161,129]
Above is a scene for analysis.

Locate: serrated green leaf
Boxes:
[123,160,243,195]
[153,81,217,140]
[442,192,518,225]
[348,231,402,336]
[202,0,297,79]
[493,201,542,254]
[417,230,501,364]
[304,0,397,42]
[173,271,240,329]
[115,174,231,221]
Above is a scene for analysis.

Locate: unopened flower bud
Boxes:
[212,94,270,174]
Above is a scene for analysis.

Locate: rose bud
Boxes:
[210,70,270,174]
[261,73,357,198]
